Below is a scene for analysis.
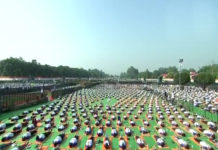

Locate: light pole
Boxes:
[179,58,183,90]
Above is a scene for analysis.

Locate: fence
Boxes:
[0,88,76,112]
[0,82,101,112]
[176,100,218,123]
[0,92,47,111]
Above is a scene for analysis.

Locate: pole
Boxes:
[179,63,181,90]
[179,58,183,90]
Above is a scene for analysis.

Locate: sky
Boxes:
[0,0,217,75]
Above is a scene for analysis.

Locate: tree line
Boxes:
[120,64,218,89]
[0,57,108,78]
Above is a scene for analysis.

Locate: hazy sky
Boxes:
[0,0,217,75]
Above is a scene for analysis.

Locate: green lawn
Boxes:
[0,96,217,150]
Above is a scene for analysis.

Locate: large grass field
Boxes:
[0,88,217,150]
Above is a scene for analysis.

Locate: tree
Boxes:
[138,69,152,80]
[158,75,163,84]
[0,57,108,78]
[138,72,146,79]
[166,66,178,78]
[126,66,138,79]
[194,72,215,90]
[198,64,218,79]
[0,57,27,76]
[145,69,152,78]
[167,72,174,78]
[151,70,158,78]
[188,68,196,72]
[174,71,190,85]
[88,69,107,78]
[151,67,168,78]
[120,72,127,79]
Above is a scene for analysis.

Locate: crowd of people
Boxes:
[0,82,56,90]
[0,81,57,95]
[145,85,218,113]
[0,84,217,149]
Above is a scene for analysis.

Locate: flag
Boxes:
[179,59,183,63]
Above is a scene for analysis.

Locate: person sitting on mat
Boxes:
[69,135,79,148]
